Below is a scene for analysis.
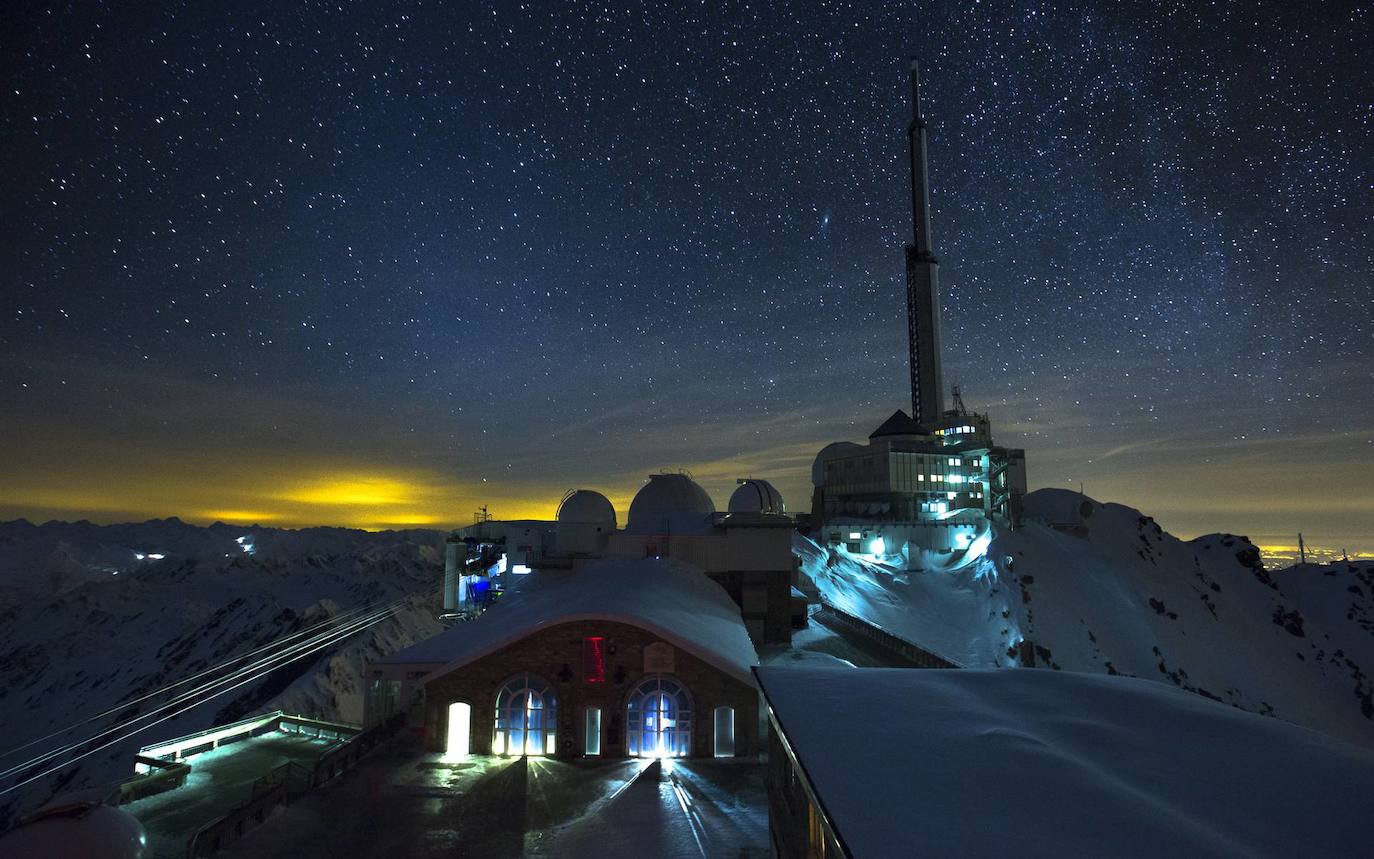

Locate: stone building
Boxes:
[366,558,759,760]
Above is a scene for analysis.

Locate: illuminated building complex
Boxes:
[810,61,1027,558]
[364,475,800,760]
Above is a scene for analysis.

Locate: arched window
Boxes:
[626,675,692,758]
[493,673,557,756]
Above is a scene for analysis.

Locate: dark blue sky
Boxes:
[3,1,1370,554]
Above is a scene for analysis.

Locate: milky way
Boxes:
[3,2,1370,553]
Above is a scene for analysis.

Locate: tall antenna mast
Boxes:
[905,58,946,428]
[908,60,935,257]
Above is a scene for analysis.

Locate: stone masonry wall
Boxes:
[423,619,758,759]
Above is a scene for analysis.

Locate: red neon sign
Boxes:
[584,637,606,683]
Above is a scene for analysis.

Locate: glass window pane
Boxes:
[714,707,735,757]
[585,708,602,756]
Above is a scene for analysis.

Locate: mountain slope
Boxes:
[0,519,446,822]
[797,488,1374,749]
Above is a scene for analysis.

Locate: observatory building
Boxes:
[810,61,1027,558]
[364,474,800,760]
[439,475,802,647]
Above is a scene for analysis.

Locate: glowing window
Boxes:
[848,532,861,540]
[584,637,607,683]
[714,707,736,758]
[493,673,557,757]
[627,675,692,758]
[585,708,602,756]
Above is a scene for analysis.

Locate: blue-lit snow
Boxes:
[797,488,1374,750]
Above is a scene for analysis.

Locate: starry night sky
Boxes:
[3,2,1371,556]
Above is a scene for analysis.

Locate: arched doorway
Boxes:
[494,673,557,756]
[626,675,692,758]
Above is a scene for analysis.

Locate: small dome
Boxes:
[557,490,617,528]
[626,474,716,535]
[0,799,147,859]
[728,479,786,515]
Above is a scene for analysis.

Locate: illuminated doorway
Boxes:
[626,676,692,758]
[445,702,471,760]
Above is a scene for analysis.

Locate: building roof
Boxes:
[867,408,924,439]
[379,557,758,686]
[754,666,1374,858]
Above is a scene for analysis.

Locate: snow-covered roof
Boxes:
[379,557,758,685]
[755,666,1374,858]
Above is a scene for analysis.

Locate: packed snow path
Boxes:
[545,759,768,858]
[218,746,765,858]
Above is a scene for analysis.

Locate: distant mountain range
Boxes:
[0,518,446,822]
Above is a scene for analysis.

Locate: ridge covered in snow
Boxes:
[0,518,446,822]
[798,488,1374,749]
[756,666,1374,857]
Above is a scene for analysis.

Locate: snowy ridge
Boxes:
[797,488,1374,748]
[0,519,446,821]
[756,666,1374,858]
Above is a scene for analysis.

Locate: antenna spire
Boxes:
[904,57,945,428]
[908,58,935,258]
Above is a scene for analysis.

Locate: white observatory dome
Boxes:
[556,490,617,528]
[0,798,147,859]
[626,473,716,535]
[728,479,786,515]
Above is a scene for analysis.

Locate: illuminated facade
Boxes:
[811,407,1026,556]
[364,558,760,760]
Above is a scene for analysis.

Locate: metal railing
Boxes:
[817,603,963,669]
[117,756,192,804]
[184,713,406,858]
